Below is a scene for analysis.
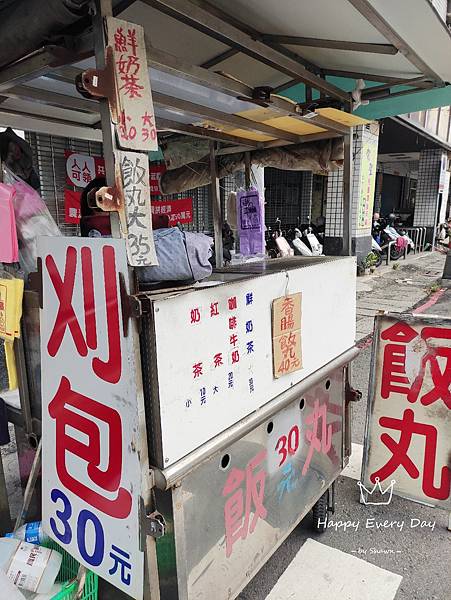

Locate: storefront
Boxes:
[1,1,451,599]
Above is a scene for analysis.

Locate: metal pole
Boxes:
[93,0,121,238]
[210,141,224,267]
[244,151,251,189]
[342,130,353,256]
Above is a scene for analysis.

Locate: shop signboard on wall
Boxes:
[150,164,166,196]
[151,197,193,225]
[150,258,356,466]
[39,237,145,598]
[357,132,378,230]
[65,152,106,188]
[362,313,451,509]
[107,17,158,152]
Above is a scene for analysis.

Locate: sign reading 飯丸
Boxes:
[119,150,158,267]
[362,313,451,509]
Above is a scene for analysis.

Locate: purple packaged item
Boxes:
[237,188,264,256]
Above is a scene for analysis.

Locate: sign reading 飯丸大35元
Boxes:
[362,313,451,509]
[39,237,145,599]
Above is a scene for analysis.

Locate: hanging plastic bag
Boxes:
[236,187,265,256]
[2,165,61,275]
[0,183,18,263]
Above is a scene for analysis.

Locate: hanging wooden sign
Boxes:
[272,293,302,378]
[107,17,158,152]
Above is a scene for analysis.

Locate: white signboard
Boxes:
[151,258,356,465]
[39,237,144,599]
[119,150,157,266]
[107,17,158,152]
[362,314,451,509]
[66,153,96,188]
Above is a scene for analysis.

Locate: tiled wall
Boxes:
[413,148,444,227]
[325,124,379,239]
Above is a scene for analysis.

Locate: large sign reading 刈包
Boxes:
[39,237,145,599]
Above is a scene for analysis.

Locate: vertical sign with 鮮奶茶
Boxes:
[107,17,158,152]
[272,293,302,378]
[39,237,145,599]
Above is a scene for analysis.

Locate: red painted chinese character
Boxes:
[141,111,157,142]
[229,316,237,330]
[214,352,223,367]
[118,110,137,141]
[46,245,121,384]
[49,376,132,518]
[231,349,240,364]
[222,450,267,558]
[228,297,237,310]
[277,332,300,374]
[230,334,238,347]
[116,54,140,76]
[114,27,127,52]
[210,302,219,317]
[120,73,143,99]
[407,326,451,409]
[193,362,203,378]
[380,322,418,399]
[371,408,450,501]
[302,399,332,476]
[190,308,201,323]
[127,28,138,56]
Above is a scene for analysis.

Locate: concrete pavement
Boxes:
[240,250,450,600]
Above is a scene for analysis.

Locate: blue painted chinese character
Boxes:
[247,340,254,354]
[185,399,192,408]
[246,292,253,305]
[249,377,254,393]
[109,545,132,586]
[277,462,298,501]
[228,372,234,389]
[200,387,207,405]
[213,385,219,394]
[246,320,253,334]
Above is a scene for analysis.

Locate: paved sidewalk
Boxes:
[355,251,446,341]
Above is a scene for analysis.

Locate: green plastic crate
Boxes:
[43,540,98,600]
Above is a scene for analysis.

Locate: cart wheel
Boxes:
[312,491,329,533]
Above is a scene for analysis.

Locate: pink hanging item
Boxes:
[0,183,19,263]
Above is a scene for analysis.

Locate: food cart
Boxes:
[6,0,438,598]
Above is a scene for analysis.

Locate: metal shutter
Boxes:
[25,132,103,236]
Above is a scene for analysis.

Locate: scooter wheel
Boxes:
[390,246,403,261]
[373,251,382,267]
[312,490,328,533]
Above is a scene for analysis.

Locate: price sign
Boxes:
[39,237,145,599]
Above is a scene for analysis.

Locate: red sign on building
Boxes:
[151,198,193,225]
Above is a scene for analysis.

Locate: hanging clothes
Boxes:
[0,183,18,263]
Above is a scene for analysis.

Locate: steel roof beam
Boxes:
[200,48,239,69]
[148,48,349,134]
[1,84,99,113]
[156,117,261,147]
[0,46,77,92]
[152,91,302,143]
[346,0,443,83]
[261,35,398,55]
[143,0,349,102]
